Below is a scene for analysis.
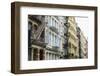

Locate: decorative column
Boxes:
[31,48,33,60]
[37,48,40,60]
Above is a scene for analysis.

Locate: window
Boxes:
[59,38,61,48]
[48,16,51,26]
[56,22,58,30]
[52,33,54,46]
[45,30,49,43]
[55,35,57,46]
[49,32,51,45]
[57,37,59,47]
[52,17,54,26]
[52,18,53,26]
[55,20,57,28]
[51,16,52,26]
[53,19,55,27]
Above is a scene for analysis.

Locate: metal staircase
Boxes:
[28,15,45,41]
[31,22,48,47]
[28,16,48,47]
[34,22,45,40]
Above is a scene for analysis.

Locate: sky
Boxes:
[75,17,88,39]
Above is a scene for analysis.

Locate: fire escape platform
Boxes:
[32,39,48,48]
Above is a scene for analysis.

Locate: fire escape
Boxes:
[28,15,47,48]
[63,21,70,59]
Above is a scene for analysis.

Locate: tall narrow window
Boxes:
[48,16,51,26]
[55,35,56,46]
[57,37,59,47]
[55,36,57,47]
[52,33,54,46]
[45,30,49,43]
[55,20,56,28]
[52,18,54,26]
[49,32,51,45]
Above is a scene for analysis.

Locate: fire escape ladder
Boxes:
[34,22,45,40]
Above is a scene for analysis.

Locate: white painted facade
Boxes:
[44,16,66,60]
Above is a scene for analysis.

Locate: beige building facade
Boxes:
[67,17,79,58]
